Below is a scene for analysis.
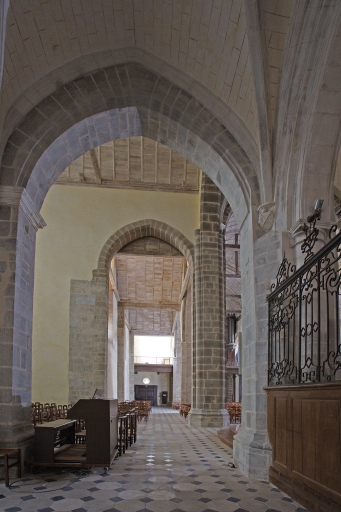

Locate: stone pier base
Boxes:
[233,427,272,481]
[188,408,228,428]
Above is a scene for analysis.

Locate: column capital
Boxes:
[0,186,46,230]
[20,189,46,230]
[0,185,23,205]
[290,218,334,245]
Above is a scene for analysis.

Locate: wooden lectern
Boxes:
[67,399,118,466]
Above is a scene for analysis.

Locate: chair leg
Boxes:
[4,453,9,487]
[17,449,21,478]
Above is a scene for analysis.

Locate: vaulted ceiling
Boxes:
[1,0,293,145]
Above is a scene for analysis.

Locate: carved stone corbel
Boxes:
[257,202,275,230]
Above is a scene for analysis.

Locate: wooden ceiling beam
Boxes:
[121,300,180,311]
[131,329,173,336]
[89,148,102,184]
[178,265,190,303]
[109,268,120,301]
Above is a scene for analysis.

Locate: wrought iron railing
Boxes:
[267,223,341,385]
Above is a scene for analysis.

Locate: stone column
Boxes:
[129,331,134,400]
[172,313,182,402]
[117,303,125,402]
[124,322,130,400]
[107,292,118,399]
[181,282,193,403]
[188,176,228,427]
[233,226,281,479]
[0,186,45,460]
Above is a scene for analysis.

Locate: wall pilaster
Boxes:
[117,303,125,402]
[0,186,45,459]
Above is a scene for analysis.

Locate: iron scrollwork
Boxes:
[268,226,341,386]
[301,218,319,262]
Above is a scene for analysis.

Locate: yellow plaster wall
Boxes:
[32,185,199,404]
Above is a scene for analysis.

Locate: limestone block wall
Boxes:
[69,278,108,404]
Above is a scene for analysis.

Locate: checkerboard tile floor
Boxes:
[0,407,310,512]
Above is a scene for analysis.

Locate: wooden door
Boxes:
[135,385,158,405]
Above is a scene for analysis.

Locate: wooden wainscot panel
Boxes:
[292,399,302,475]
[265,382,341,512]
[274,396,289,471]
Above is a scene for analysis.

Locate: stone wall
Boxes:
[69,277,108,403]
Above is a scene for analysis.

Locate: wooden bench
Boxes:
[0,448,21,487]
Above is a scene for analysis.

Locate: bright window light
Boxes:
[134,335,174,364]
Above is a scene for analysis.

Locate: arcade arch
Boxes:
[1,66,268,482]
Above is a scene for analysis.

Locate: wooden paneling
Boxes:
[266,382,341,512]
[274,397,288,470]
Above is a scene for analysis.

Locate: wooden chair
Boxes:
[75,419,86,444]
[0,448,21,487]
[226,402,241,424]
[137,401,149,422]
[118,415,128,456]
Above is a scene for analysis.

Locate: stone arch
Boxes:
[20,107,252,232]
[0,49,259,183]
[69,219,194,403]
[95,219,194,276]
[0,61,260,475]
[1,62,258,229]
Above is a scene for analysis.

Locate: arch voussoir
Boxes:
[95,219,194,275]
[1,63,256,225]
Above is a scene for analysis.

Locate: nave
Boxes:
[1,408,307,512]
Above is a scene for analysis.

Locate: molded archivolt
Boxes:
[0,63,259,228]
[96,219,194,277]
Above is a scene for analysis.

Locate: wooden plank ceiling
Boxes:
[114,238,186,336]
[115,254,184,308]
[56,136,200,193]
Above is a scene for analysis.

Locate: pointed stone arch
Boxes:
[69,219,193,402]
[1,62,258,229]
[95,218,194,276]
